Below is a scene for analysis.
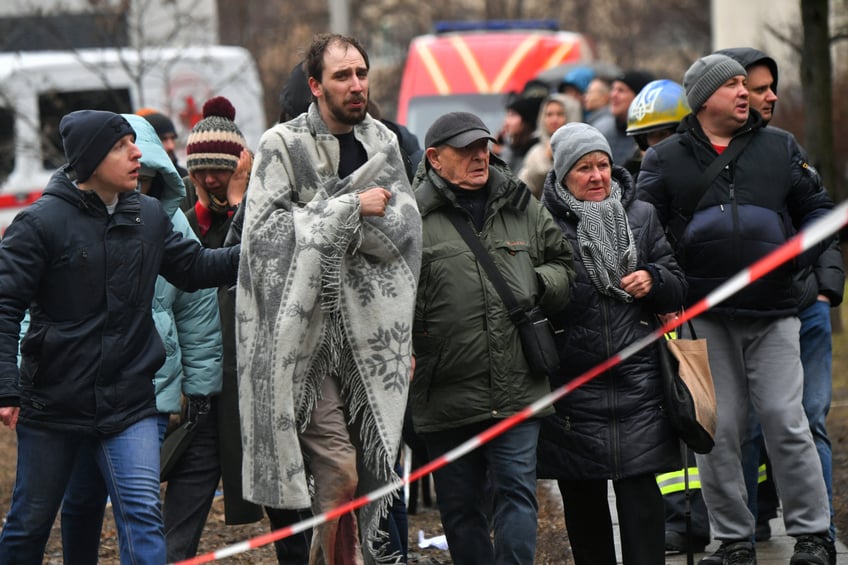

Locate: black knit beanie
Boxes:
[59,110,136,182]
[137,109,177,138]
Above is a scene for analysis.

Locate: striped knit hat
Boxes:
[185,96,247,172]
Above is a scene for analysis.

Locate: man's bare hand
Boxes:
[0,406,19,430]
[359,187,392,217]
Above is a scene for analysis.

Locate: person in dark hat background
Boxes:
[595,69,655,164]
[496,93,545,173]
[0,109,239,564]
[137,107,189,177]
[278,60,313,123]
[410,110,574,565]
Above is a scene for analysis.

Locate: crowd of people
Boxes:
[0,31,841,565]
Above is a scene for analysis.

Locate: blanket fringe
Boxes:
[320,205,362,313]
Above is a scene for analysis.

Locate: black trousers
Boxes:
[558,473,665,565]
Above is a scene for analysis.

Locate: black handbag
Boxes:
[657,319,717,454]
[444,208,559,377]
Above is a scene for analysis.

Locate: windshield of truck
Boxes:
[405,93,510,148]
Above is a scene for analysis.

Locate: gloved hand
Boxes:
[186,395,211,425]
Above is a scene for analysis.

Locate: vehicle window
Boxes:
[38,88,132,169]
[0,107,13,185]
[406,93,510,146]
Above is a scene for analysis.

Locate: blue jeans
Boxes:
[742,300,834,537]
[422,419,540,565]
[0,417,165,565]
[61,415,170,563]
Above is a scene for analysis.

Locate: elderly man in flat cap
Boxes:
[409,111,574,565]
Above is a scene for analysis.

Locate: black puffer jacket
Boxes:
[537,166,686,480]
[637,113,833,317]
[0,169,239,436]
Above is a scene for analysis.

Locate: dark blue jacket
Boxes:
[637,112,833,317]
[0,169,239,436]
[537,166,686,480]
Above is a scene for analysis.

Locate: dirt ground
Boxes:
[1,312,848,563]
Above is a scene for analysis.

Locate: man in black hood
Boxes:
[716,48,779,123]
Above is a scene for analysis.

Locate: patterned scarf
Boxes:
[557,179,637,302]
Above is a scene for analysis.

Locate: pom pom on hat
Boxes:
[185,96,247,172]
[59,110,136,183]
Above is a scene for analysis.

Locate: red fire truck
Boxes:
[397,20,595,143]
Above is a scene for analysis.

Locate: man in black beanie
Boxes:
[497,94,544,172]
[0,109,240,564]
[638,53,836,565]
[137,108,189,177]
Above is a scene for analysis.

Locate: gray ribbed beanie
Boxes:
[551,122,612,183]
[683,54,747,112]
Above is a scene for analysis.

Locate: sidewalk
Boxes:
[603,484,848,564]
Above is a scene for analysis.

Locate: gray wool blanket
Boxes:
[236,105,422,563]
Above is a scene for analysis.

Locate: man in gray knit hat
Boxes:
[638,53,836,565]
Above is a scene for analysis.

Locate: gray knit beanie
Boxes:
[551,122,612,183]
[683,54,747,112]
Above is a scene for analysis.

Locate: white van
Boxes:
[0,45,266,232]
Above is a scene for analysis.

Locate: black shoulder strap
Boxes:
[444,207,526,325]
[676,131,753,217]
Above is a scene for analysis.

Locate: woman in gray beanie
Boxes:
[537,121,688,565]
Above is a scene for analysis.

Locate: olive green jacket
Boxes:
[411,162,574,433]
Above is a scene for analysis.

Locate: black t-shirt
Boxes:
[335,131,368,179]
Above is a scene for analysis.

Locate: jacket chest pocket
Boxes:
[46,246,103,317]
[492,239,537,304]
[107,238,154,307]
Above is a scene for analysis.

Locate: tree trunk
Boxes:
[800,0,836,200]
[801,0,843,333]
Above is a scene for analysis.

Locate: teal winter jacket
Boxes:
[124,115,223,413]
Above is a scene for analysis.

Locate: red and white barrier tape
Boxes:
[173,200,848,565]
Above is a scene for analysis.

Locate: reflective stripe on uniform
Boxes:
[656,467,701,495]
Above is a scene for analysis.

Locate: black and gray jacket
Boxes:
[0,170,239,435]
[536,166,686,480]
[637,112,833,317]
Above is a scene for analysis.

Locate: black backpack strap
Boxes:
[675,131,753,218]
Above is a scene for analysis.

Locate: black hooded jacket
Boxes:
[0,169,239,435]
[637,112,834,317]
[716,47,843,309]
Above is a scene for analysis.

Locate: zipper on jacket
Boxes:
[729,163,741,269]
[601,300,621,476]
